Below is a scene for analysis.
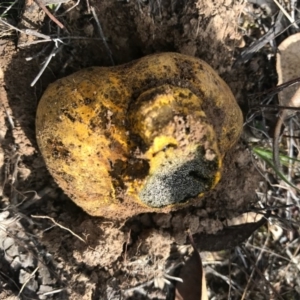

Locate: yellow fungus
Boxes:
[36,52,243,219]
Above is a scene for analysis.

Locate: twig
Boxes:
[30,44,63,87]
[90,6,114,65]
[26,43,52,61]
[10,154,20,205]
[248,244,292,262]
[122,260,183,295]
[164,273,183,282]
[31,215,86,243]
[286,248,300,272]
[38,288,64,296]
[0,17,24,33]
[18,186,52,209]
[19,36,103,47]
[122,280,154,295]
[3,105,14,129]
[275,242,300,292]
[206,266,243,292]
[291,0,297,23]
[273,0,299,29]
[34,0,67,31]
[234,11,284,66]
[253,76,300,100]
[18,267,39,296]
[0,270,20,291]
[0,18,61,46]
[241,230,270,300]
[255,105,300,111]
[24,29,51,40]
[236,246,248,269]
[85,0,91,14]
[241,246,285,300]
[123,229,131,264]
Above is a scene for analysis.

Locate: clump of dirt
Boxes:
[0,0,265,298]
[72,220,126,268]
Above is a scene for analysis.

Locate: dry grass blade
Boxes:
[241,230,270,299]
[30,44,63,86]
[205,265,242,294]
[3,104,14,129]
[241,246,285,300]
[122,280,154,295]
[0,0,19,38]
[39,288,64,296]
[234,11,284,66]
[273,0,299,29]
[0,17,23,34]
[0,0,18,17]
[90,6,114,65]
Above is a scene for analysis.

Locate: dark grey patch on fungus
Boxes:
[139,147,219,207]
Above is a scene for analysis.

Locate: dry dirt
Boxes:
[0,0,268,299]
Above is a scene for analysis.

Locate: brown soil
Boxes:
[0,0,265,299]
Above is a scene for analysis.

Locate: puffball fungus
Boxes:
[36,52,243,219]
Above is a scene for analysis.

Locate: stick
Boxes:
[34,0,66,31]
[31,215,86,243]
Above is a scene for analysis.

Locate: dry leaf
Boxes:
[175,238,208,300]
[192,211,270,252]
[276,32,300,110]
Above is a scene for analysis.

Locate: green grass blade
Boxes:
[253,147,300,167]
[253,147,300,192]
